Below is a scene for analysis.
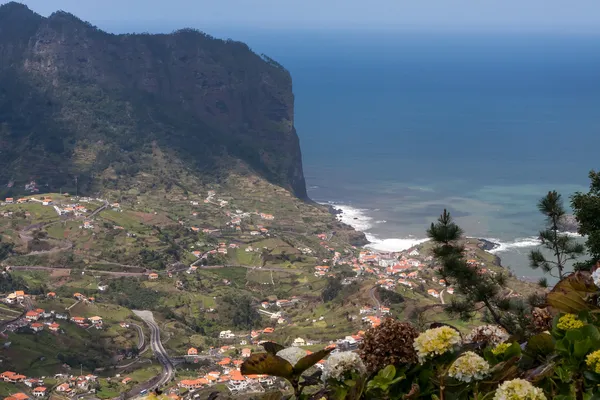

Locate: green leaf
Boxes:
[580,324,600,341]
[293,348,333,375]
[503,342,522,359]
[390,376,405,385]
[380,365,396,381]
[555,338,570,354]
[547,272,599,313]
[584,371,600,383]
[555,365,572,383]
[566,329,584,342]
[574,338,593,360]
[241,353,294,379]
[526,333,555,358]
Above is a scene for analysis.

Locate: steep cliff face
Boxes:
[0,3,307,198]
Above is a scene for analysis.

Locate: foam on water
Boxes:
[328,203,374,232]
[328,202,429,252]
[327,202,582,256]
[365,234,430,252]
[486,237,541,254]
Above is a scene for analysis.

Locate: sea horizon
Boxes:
[223,30,600,280]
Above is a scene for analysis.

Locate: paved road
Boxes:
[130,323,145,350]
[89,200,109,218]
[132,311,173,392]
[200,264,302,273]
[9,266,146,277]
[369,286,381,317]
[440,289,446,305]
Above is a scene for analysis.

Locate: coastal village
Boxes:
[0,189,524,399]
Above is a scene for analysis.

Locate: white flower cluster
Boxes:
[413,326,461,363]
[321,351,367,382]
[493,379,547,400]
[447,351,490,383]
[277,347,307,366]
[465,325,509,346]
[592,268,600,288]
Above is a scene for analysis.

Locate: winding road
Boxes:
[369,286,381,317]
[130,323,145,351]
[132,311,173,392]
[88,200,109,218]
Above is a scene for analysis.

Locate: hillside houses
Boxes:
[4,290,27,304]
[377,278,396,290]
[0,370,100,398]
[398,279,413,288]
[178,369,275,394]
[363,316,381,327]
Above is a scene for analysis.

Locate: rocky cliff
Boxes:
[0,2,307,198]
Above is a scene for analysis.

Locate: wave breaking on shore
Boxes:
[327,202,582,254]
[327,202,430,252]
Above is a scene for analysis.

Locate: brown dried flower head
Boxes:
[358,318,419,372]
[531,307,553,333]
[464,325,509,347]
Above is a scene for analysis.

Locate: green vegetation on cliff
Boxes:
[0,2,306,199]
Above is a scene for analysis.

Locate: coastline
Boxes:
[324,202,430,252]
[322,202,581,265]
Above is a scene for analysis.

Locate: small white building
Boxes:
[292,337,306,347]
[219,330,235,339]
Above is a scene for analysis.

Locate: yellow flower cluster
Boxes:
[492,342,511,356]
[556,313,585,331]
[448,351,490,383]
[493,378,547,400]
[586,350,600,374]
[413,326,461,363]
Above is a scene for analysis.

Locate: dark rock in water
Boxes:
[328,205,342,215]
[477,238,500,252]
[558,214,579,233]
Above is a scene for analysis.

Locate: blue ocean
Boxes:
[217,30,600,279]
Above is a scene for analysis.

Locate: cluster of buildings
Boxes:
[53,374,99,396]
[70,315,103,329]
[1,371,47,399]
[314,265,331,277]
[179,367,275,394]
[260,297,301,309]
[0,371,99,399]
[24,308,64,332]
[53,203,88,217]
[217,327,277,344]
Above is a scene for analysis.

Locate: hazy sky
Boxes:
[5,0,600,34]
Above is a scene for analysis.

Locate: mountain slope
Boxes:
[0,2,307,198]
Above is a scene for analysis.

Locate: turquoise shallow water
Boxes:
[215,30,600,279]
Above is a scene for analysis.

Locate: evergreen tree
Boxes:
[529,191,584,283]
[572,171,600,270]
[427,210,530,338]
